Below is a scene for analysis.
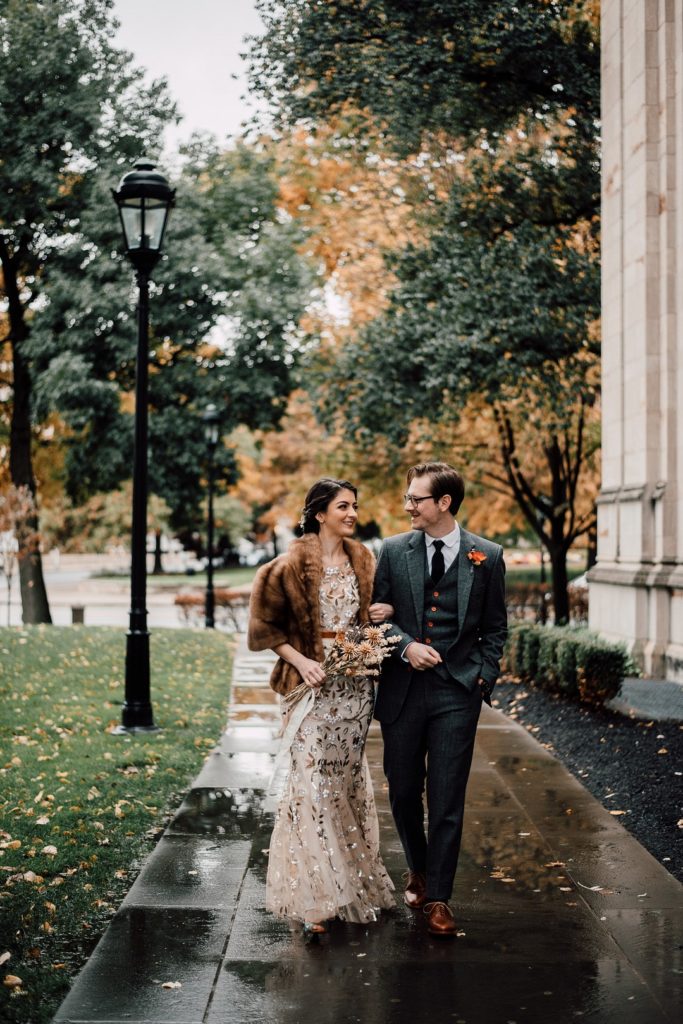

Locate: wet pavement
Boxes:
[606,678,683,721]
[54,638,683,1024]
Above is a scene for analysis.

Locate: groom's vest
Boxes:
[421,556,459,681]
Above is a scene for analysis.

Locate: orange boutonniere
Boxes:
[467,548,487,566]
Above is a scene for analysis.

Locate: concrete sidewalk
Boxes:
[54,638,682,1024]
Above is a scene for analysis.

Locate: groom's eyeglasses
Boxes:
[403,494,436,508]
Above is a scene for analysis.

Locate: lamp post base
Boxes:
[111,723,162,735]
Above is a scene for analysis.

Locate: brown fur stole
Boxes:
[247,533,375,695]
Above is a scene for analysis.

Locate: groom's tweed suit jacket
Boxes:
[372,528,507,725]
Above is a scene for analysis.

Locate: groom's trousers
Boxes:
[381,669,482,902]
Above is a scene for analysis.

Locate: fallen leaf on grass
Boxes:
[3,975,22,989]
[42,846,58,857]
[0,953,10,967]
[35,816,50,826]
[657,748,669,755]
[22,871,44,884]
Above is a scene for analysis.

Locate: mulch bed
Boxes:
[492,679,683,883]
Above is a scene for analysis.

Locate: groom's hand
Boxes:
[405,641,442,671]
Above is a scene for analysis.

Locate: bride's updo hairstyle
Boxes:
[299,477,357,534]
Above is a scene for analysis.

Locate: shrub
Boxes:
[574,638,629,706]
[504,624,527,677]
[520,625,544,680]
[502,625,631,706]
[556,636,579,698]
[537,630,564,691]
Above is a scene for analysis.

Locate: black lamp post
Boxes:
[112,159,175,732]
[203,404,220,629]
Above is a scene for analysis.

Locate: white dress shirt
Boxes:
[425,523,460,576]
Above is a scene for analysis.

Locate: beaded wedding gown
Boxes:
[265,561,395,925]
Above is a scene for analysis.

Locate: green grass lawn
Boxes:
[505,563,586,584]
[94,566,258,589]
[0,625,234,1024]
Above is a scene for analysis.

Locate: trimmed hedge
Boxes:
[503,622,637,705]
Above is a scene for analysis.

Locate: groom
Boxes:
[373,462,507,936]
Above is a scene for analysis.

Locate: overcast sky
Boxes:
[112,0,265,153]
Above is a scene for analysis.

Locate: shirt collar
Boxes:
[426,523,460,550]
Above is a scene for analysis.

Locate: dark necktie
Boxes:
[430,540,445,584]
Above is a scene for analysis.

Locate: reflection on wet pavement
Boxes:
[54,639,682,1024]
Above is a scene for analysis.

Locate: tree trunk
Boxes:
[152,529,163,574]
[549,544,569,625]
[4,250,52,623]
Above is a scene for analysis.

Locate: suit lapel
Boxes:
[405,532,426,627]
[457,529,475,632]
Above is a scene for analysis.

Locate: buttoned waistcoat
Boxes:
[372,528,507,724]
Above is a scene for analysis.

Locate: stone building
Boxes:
[589,1,683,679]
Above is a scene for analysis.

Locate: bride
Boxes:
[248,477,395,933]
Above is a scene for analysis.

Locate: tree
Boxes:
[248,0,601,621]
[0,0,175,621]
[29,139,315,539]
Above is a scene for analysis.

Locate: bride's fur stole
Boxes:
[247,533,376,695]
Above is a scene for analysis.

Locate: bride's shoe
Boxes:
[303,920,328,935]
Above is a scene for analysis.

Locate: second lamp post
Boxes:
[203,404,220,629]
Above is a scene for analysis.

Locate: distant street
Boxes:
[4,552,200,629]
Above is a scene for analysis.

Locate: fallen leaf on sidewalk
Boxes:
[609,810,627,816]
[161,981,182,989]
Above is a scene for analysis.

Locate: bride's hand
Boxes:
[296,656,326,689]
[368,602,394,623]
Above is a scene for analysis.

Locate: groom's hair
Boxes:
[407,462,465,515]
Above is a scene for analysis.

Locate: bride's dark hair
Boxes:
[299,477,357,535]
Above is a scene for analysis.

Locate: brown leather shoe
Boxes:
[424,901,457,936]
[403,870,427,909]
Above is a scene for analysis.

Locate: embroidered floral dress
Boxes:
[265,561,395,924]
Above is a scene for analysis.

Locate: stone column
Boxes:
[590,0,683,679]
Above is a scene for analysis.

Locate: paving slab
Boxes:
[606,677,683,721]
[53,643,683,1024]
